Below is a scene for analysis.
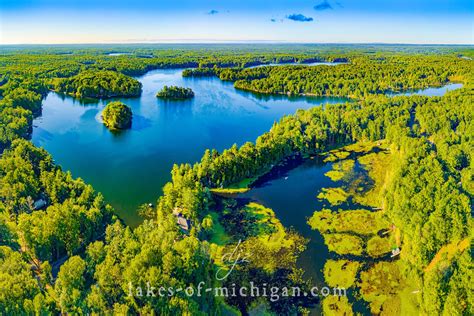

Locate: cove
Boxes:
[32,68,346,226]
[240,159,329,314]
[238,157,370,315]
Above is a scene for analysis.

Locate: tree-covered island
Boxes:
[101,101,132,130]
[156,85,194,99]
[53,70,142,99]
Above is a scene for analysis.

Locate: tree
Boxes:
[55,256,87,313]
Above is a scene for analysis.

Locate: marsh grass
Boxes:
[308,209,389,236]
[359,261,405,315]
[322,295,354,316]
[324,259,362,288]
[317,187,349,206]
[323,233,364,255]
[210,177,257,194]
[367,235,394,258]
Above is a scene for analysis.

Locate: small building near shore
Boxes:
[172,207,191,232]
[33,199,47,210]
[391,247,401,257]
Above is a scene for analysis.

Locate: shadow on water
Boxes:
[130,114,153,131]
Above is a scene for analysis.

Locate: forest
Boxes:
[0,44,472,315]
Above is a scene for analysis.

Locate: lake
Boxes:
[241,158,335,282]
[32,68,346,225]
[32,69,462,226]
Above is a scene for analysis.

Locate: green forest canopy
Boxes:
[0,45,472,314]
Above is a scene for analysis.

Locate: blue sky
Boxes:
[0,0,473,44]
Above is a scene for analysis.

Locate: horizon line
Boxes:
[1,41,473,46]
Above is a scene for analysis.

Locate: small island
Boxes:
[101,101,132,130]
[156,85,194,99]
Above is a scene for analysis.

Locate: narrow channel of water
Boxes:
[239,156,369,314]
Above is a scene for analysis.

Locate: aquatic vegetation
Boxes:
[324,149,351,162]
[354,149,393,207]
[366,235,394,258]
[322,295,354,316]
[323,233,364,255]
[0,46,471,314]
[359,262,405,314]
[317,187,349,205]
[323,142,393,208]
[243,203,282,236]
[324,159,355,181]
[308,209,389,236]
[324,259,361,288]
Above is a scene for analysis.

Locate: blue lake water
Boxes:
[32,66,462,227]
[32,68,346,225]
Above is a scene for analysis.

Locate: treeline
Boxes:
[0,47,354,79]
[182,55,472,99]
[0,140,115,262]
[158,93,447,208]
[0,76,48,151]
[182,66,269,82]
[0,140,218,314]
[0,47,317,314]
[0,216,218,314]
[232,56,470,98]
[383,86,473,314]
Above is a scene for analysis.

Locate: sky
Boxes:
[0,0,473,44]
